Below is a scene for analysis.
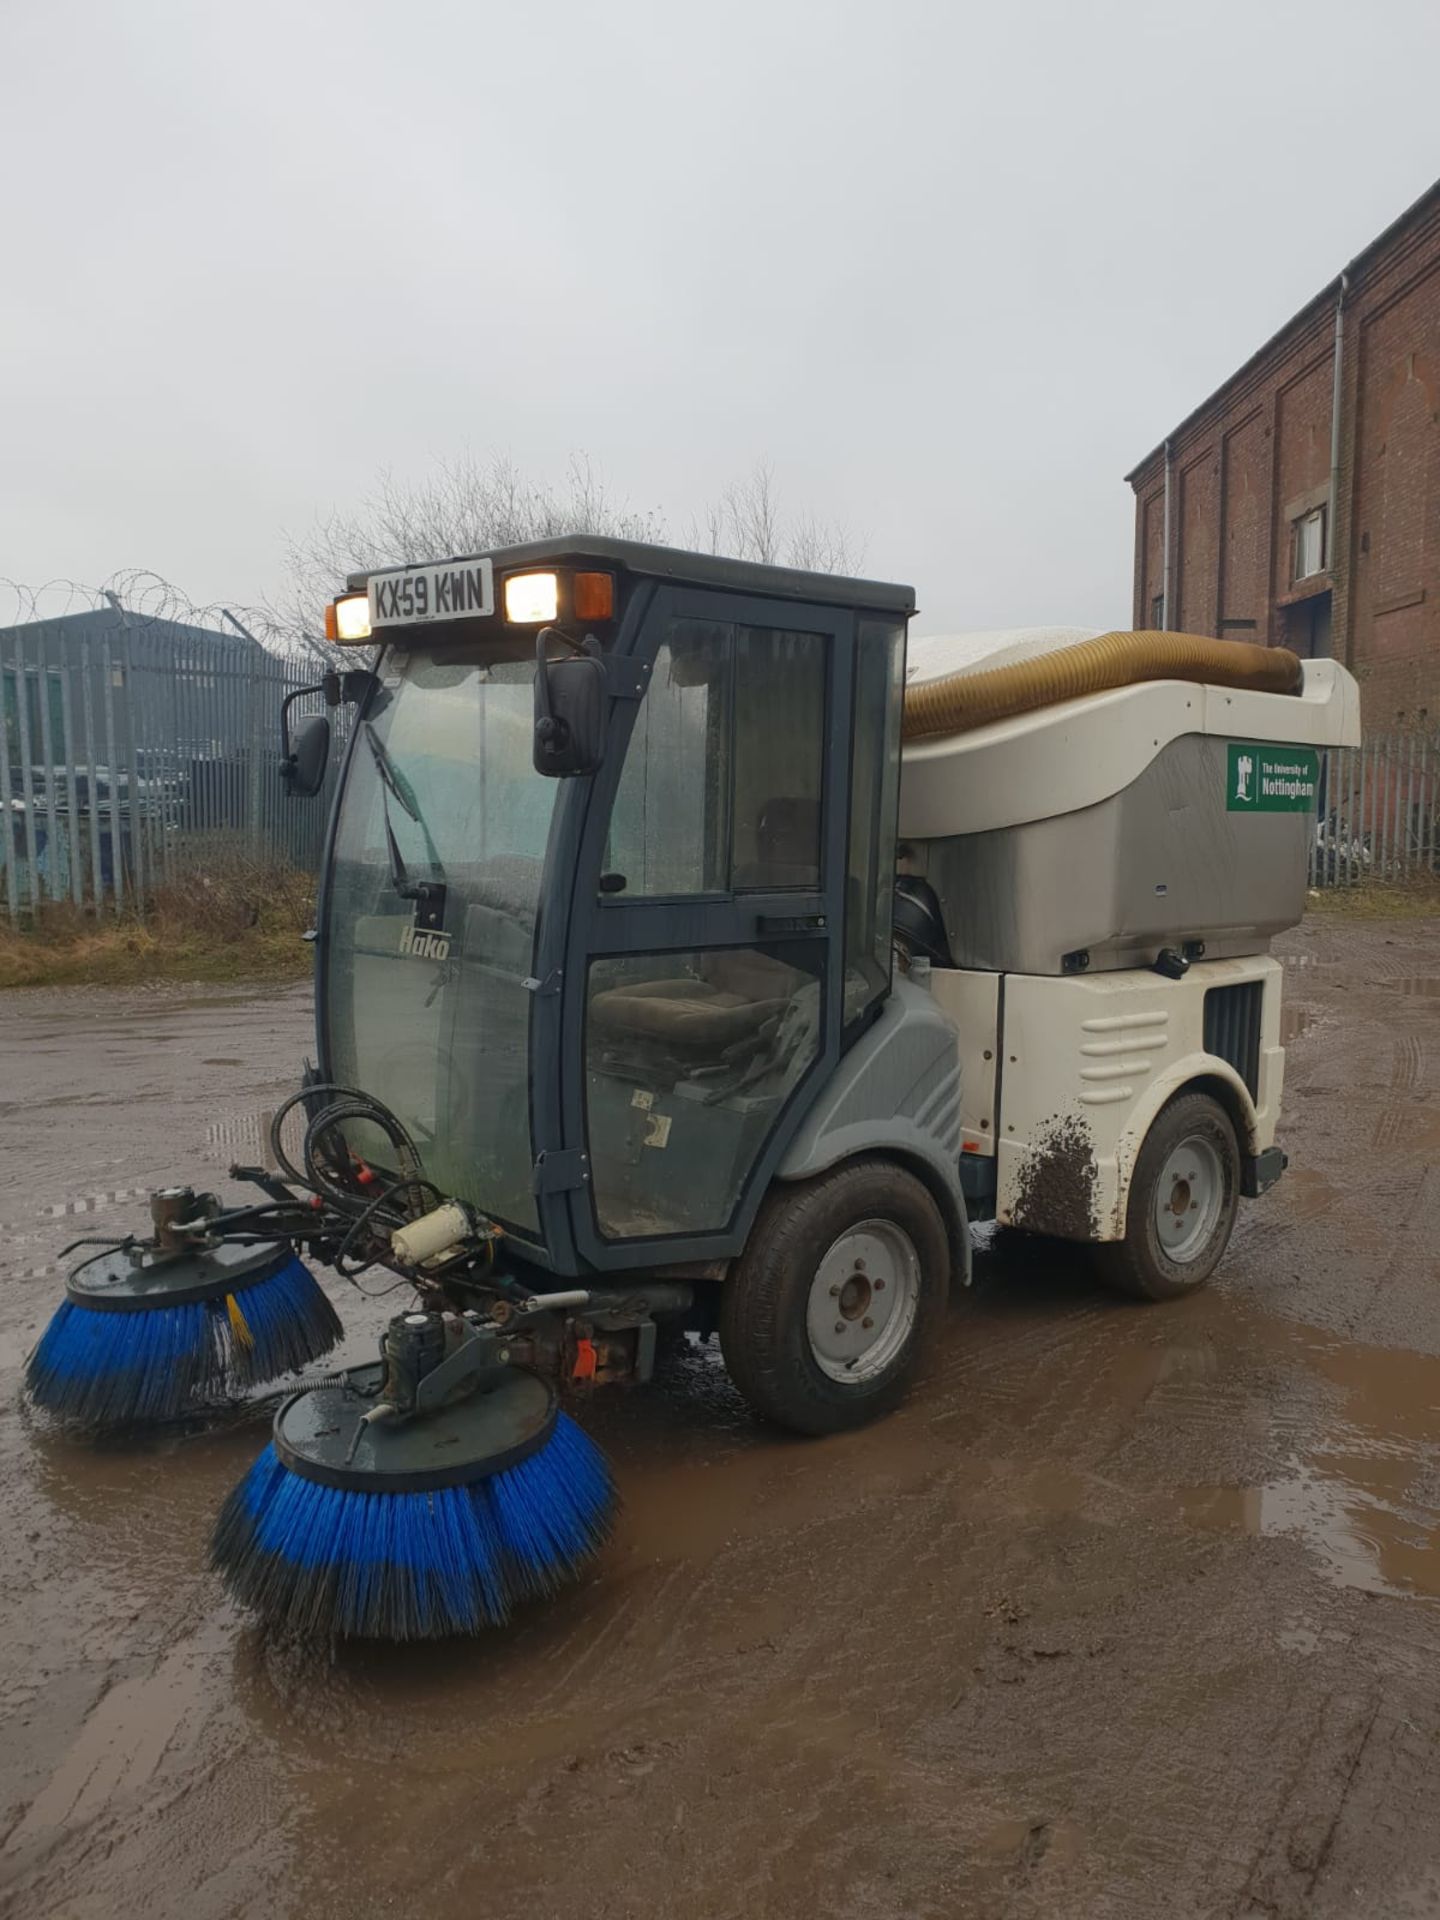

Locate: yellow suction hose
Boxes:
[902,629,1304,742]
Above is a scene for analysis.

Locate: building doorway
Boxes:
[1287,591,1333,659]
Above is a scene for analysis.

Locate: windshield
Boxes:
[324,647,557,1232]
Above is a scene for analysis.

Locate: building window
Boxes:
[1293,506,1326,582]
[1150,591,1165,630]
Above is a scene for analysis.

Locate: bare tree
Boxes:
[714,460,784,564]
[785,511,863,576]
[274,452,664,644]
[274,452,861,645]
[693,460,862,574]
[3,458,864,680]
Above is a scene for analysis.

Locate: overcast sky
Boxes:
[3,0,1438,637]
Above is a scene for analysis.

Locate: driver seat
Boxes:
[589,798,816,1055]
[591,947,801,1054]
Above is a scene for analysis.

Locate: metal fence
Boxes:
[0,609,341,922]
[4,612,1434,915]
[1309,728,1440,887]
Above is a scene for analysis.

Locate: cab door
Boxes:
[562,585,855,1271]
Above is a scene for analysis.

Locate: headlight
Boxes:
[325,593,373,644]
[502,572,560,624]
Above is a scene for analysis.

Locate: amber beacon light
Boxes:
[572,572,615,622]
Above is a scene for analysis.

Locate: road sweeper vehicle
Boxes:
[25,538,1360,1640]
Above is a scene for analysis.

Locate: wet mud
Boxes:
[5,919,1440,1918]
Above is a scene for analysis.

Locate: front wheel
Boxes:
[1096,1091,1240,1302]
[719,1159,950,1435]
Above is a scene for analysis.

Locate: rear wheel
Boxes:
[1096,1091,1239,1301]
[719,1159,949,1435]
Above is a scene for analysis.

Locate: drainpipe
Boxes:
[1160,438,1173,630]
[1328,271,1349,592]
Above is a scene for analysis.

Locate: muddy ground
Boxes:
[4,915,1440,1919]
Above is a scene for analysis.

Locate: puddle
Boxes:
[1180,1462,1440,1598]
[1177,1321,1440,1601]
[3,1618,230,1854]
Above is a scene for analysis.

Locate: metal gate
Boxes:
[1309,729,1440,887]
[0,607,342,921]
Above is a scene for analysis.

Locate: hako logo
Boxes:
[400,924,451,961]
[1233,752,1254,803]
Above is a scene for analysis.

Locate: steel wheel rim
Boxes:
[805,1218,921,1384]
[1152,1134,1225,1263]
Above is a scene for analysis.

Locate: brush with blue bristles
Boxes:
[211,1311,616,1639]
[26,1231,343,1433]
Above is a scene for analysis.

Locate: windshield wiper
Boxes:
[361,723,447,924]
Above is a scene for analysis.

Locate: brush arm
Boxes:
[412,1329,512,1414]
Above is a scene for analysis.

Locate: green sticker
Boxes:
[1226,742,1320,812]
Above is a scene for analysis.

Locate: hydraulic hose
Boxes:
[902,628,1304,742]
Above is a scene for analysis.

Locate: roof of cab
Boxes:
[347,535,916,616]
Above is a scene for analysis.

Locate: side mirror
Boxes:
[281,669,375,798]
[281,713,332,798]
[332,668,378,708]
[534,628,606,777]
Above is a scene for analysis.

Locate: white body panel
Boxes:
[900,657,1362,840]
[928,967,1000,1156]
[930,958,1282,1243]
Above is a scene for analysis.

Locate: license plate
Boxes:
[368,557,495,628]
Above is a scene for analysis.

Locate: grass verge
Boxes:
[1306,878,1440,921]
[0,855,315,989]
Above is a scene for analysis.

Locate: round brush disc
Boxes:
[273,1362,559,1494]
[64,1240,296,1312]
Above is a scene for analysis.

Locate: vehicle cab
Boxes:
[314,539,928,1307]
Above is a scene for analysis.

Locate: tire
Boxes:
[719,1158,950,1436]
[1096,1091,1240,1302]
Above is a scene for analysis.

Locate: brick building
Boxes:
[1127,178,1440,723]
